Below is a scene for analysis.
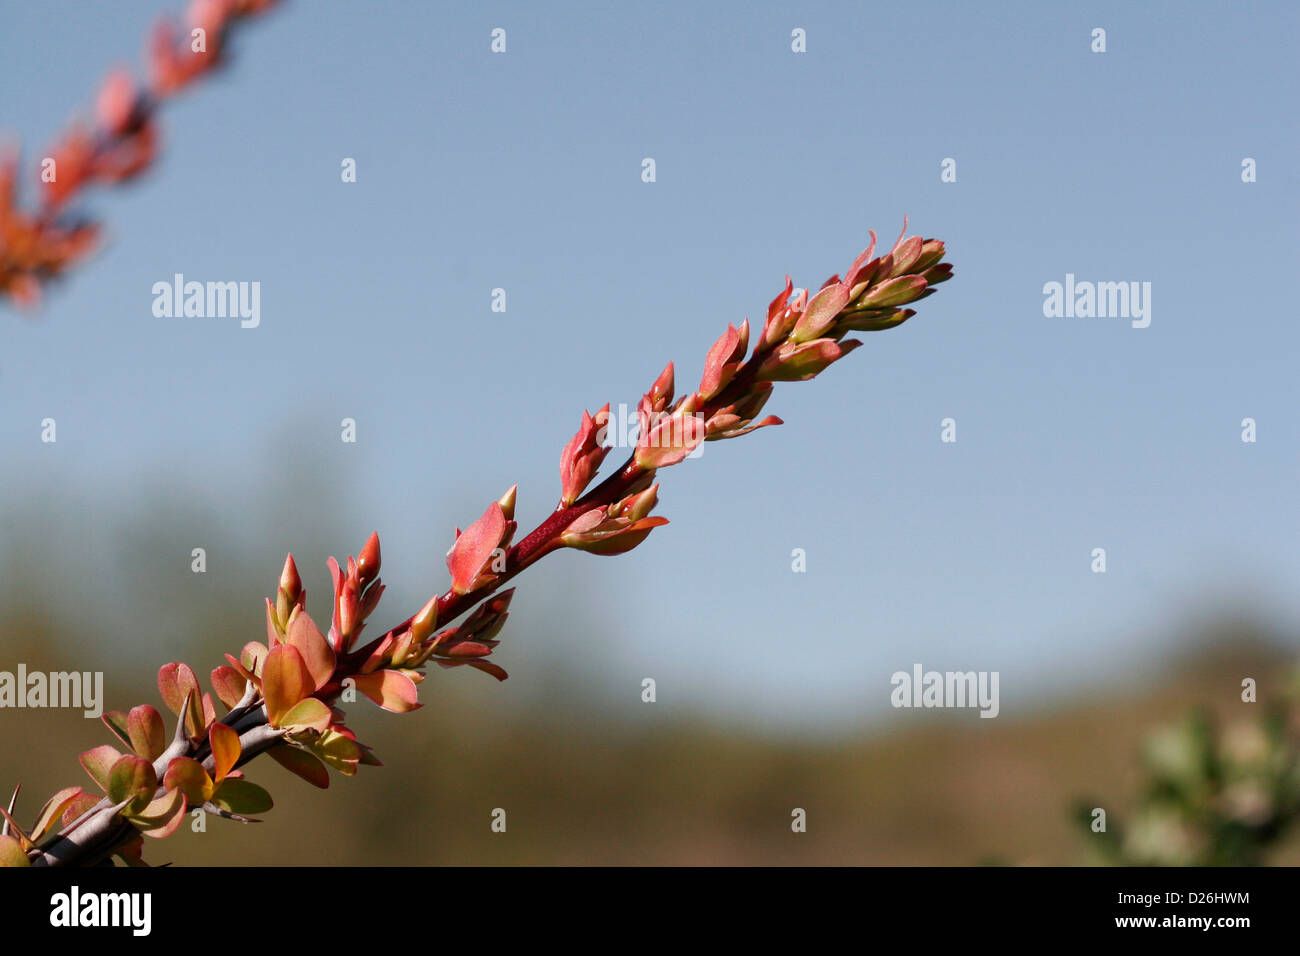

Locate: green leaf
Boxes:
[310,729,361,776]
[108,756,157,815]
[268,744,330,789]
[279,697,332,733]
[211,779,273,815]
[100,711,132,748]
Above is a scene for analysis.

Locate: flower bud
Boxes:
[559,405,612,507]
[613,484,659,522]
[640,362,675,418]
[756,338,861,382]
[497,484,518,522]
[356,532,381,590]
[885,235,924,278]
[409,595,440,643]
[338,583,359,640]
[853,275,928,310]
[698,320,749,400]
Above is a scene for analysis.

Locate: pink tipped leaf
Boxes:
[446,502,507,594]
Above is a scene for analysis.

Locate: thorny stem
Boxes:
[18,220,951,866]
[31,448,650,866]
[32,690,286,867]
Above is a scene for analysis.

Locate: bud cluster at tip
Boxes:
[757,220,952,381]
[548,221,952,564]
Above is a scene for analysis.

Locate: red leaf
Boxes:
[126,705,166,761]
[634,413,706,469]
[135,789,186,839]
[466,660,509,681]
[446,502,507,594]
[699,322,742,399]
[210,665,247,710]
[158,662,204,736]
[441,641,493,659]
[285,611,336,691]
[791,283,849,343]
[157,662,200,717]
[767,274,793,321]
[60,792,100,829]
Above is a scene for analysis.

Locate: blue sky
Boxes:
[2,0,1297,730]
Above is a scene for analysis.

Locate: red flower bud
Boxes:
[698,320,749,400]
[279,553,302,600]
[356,532,381,590]
[559,405,611,506]
[639,362,675,420]
[756,338,862,383]
[612,484,659,522]
[337,582,359,642]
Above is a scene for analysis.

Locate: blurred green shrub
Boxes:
[1075,671,1300,866]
